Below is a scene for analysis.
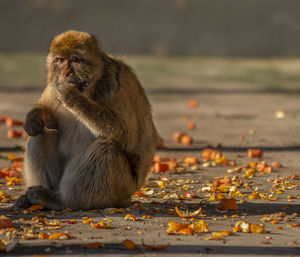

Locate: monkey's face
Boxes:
[47,31,103,93]
[52,53,91,92]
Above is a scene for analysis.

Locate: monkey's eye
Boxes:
[70,56,81,63]
[54,57,64,64]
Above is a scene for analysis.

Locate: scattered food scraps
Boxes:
[122,239,137,250]
[49,232,72,240]
[187,122,196,130]
[175,206,202,219]
[125,214,136,221]
[188,99,199,108]
[248,149,263,158]
[0,216,13,229]
[217,198,238,211]
[202,149,222,161]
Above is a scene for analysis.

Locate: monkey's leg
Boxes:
[13,133,62,210]
[25,136,137,210]
[24,133,62,190]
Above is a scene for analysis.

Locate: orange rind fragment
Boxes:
[135,191,147,197]
[90,222,111,229]
[175,206,202,219]
[142,239,170,251]
[166,221,188,233]
[272,162,283,168]
[188,99,199,108]
[125,214,136,221]
[122,239,137,250]
[233,221,265,234]
[6,177,22,186]
[49,232,72,240]
[166,220,209,235]
[180,135,193,146]
[173,132,186,143]
[81,242,104,248]
[214,178,232,187]
[7,130,23,139]
[190,220,210,233]
[233,221,251,233]
[82,218,93,224]
[6,154,24,161]
[250,224,265,234]
[187,122,196,130]
[217,198,238,211]
[184,157,199,165]
[0,216,13,229]
[38,232,48,240]
[5,117,24,127]
[248,149,263,158]
[166,221,194,235]
[202,149,222,161]
[153,162,169,173]
[212,231,233,237]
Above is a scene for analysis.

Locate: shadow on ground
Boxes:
[5,242,300,256]
[159,146,300,152]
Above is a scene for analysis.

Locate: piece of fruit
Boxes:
[175,206,202,218]
[184,157,199,165]
[49,232,72,240]
[173,132,185,143]
[250,224,265,234]
[5,117,24,127]
[0,216,13,229]
[217,198,237,211]
[7,130,23,139]
[122,239,136,250]
[202,149,222,161]
[154,162,169,173]
[180,135,193,146]
[125,214,136,221]
[187,122,196,130]
[248,149,263,158]
[188,99,199,108]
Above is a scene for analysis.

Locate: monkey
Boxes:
[13,30,160,210]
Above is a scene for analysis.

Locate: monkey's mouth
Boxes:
[66,76,88,92]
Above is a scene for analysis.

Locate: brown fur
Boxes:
[14,30,159,210]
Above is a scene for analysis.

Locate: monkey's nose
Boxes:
[63,67,72,78]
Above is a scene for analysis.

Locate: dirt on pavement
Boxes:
[0,56,299,256]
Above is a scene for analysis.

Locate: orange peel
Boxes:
[175,206,202,219]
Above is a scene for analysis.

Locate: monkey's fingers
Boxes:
[13,194,32,211]
[43,127,59,134]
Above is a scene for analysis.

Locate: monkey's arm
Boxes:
[55,82,126,143]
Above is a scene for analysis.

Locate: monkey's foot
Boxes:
[13,194,32,211]
[26,185,49,206]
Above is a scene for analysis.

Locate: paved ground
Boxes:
[0,56,300,256]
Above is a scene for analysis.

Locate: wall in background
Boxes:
[1,0,300,56]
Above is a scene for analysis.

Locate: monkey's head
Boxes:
[47,30,103,92]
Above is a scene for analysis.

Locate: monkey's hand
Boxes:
[55,81,78,104]
[24,109,46,136]
[24,105,57,136]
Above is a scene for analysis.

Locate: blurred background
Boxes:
[1,0,300,93]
